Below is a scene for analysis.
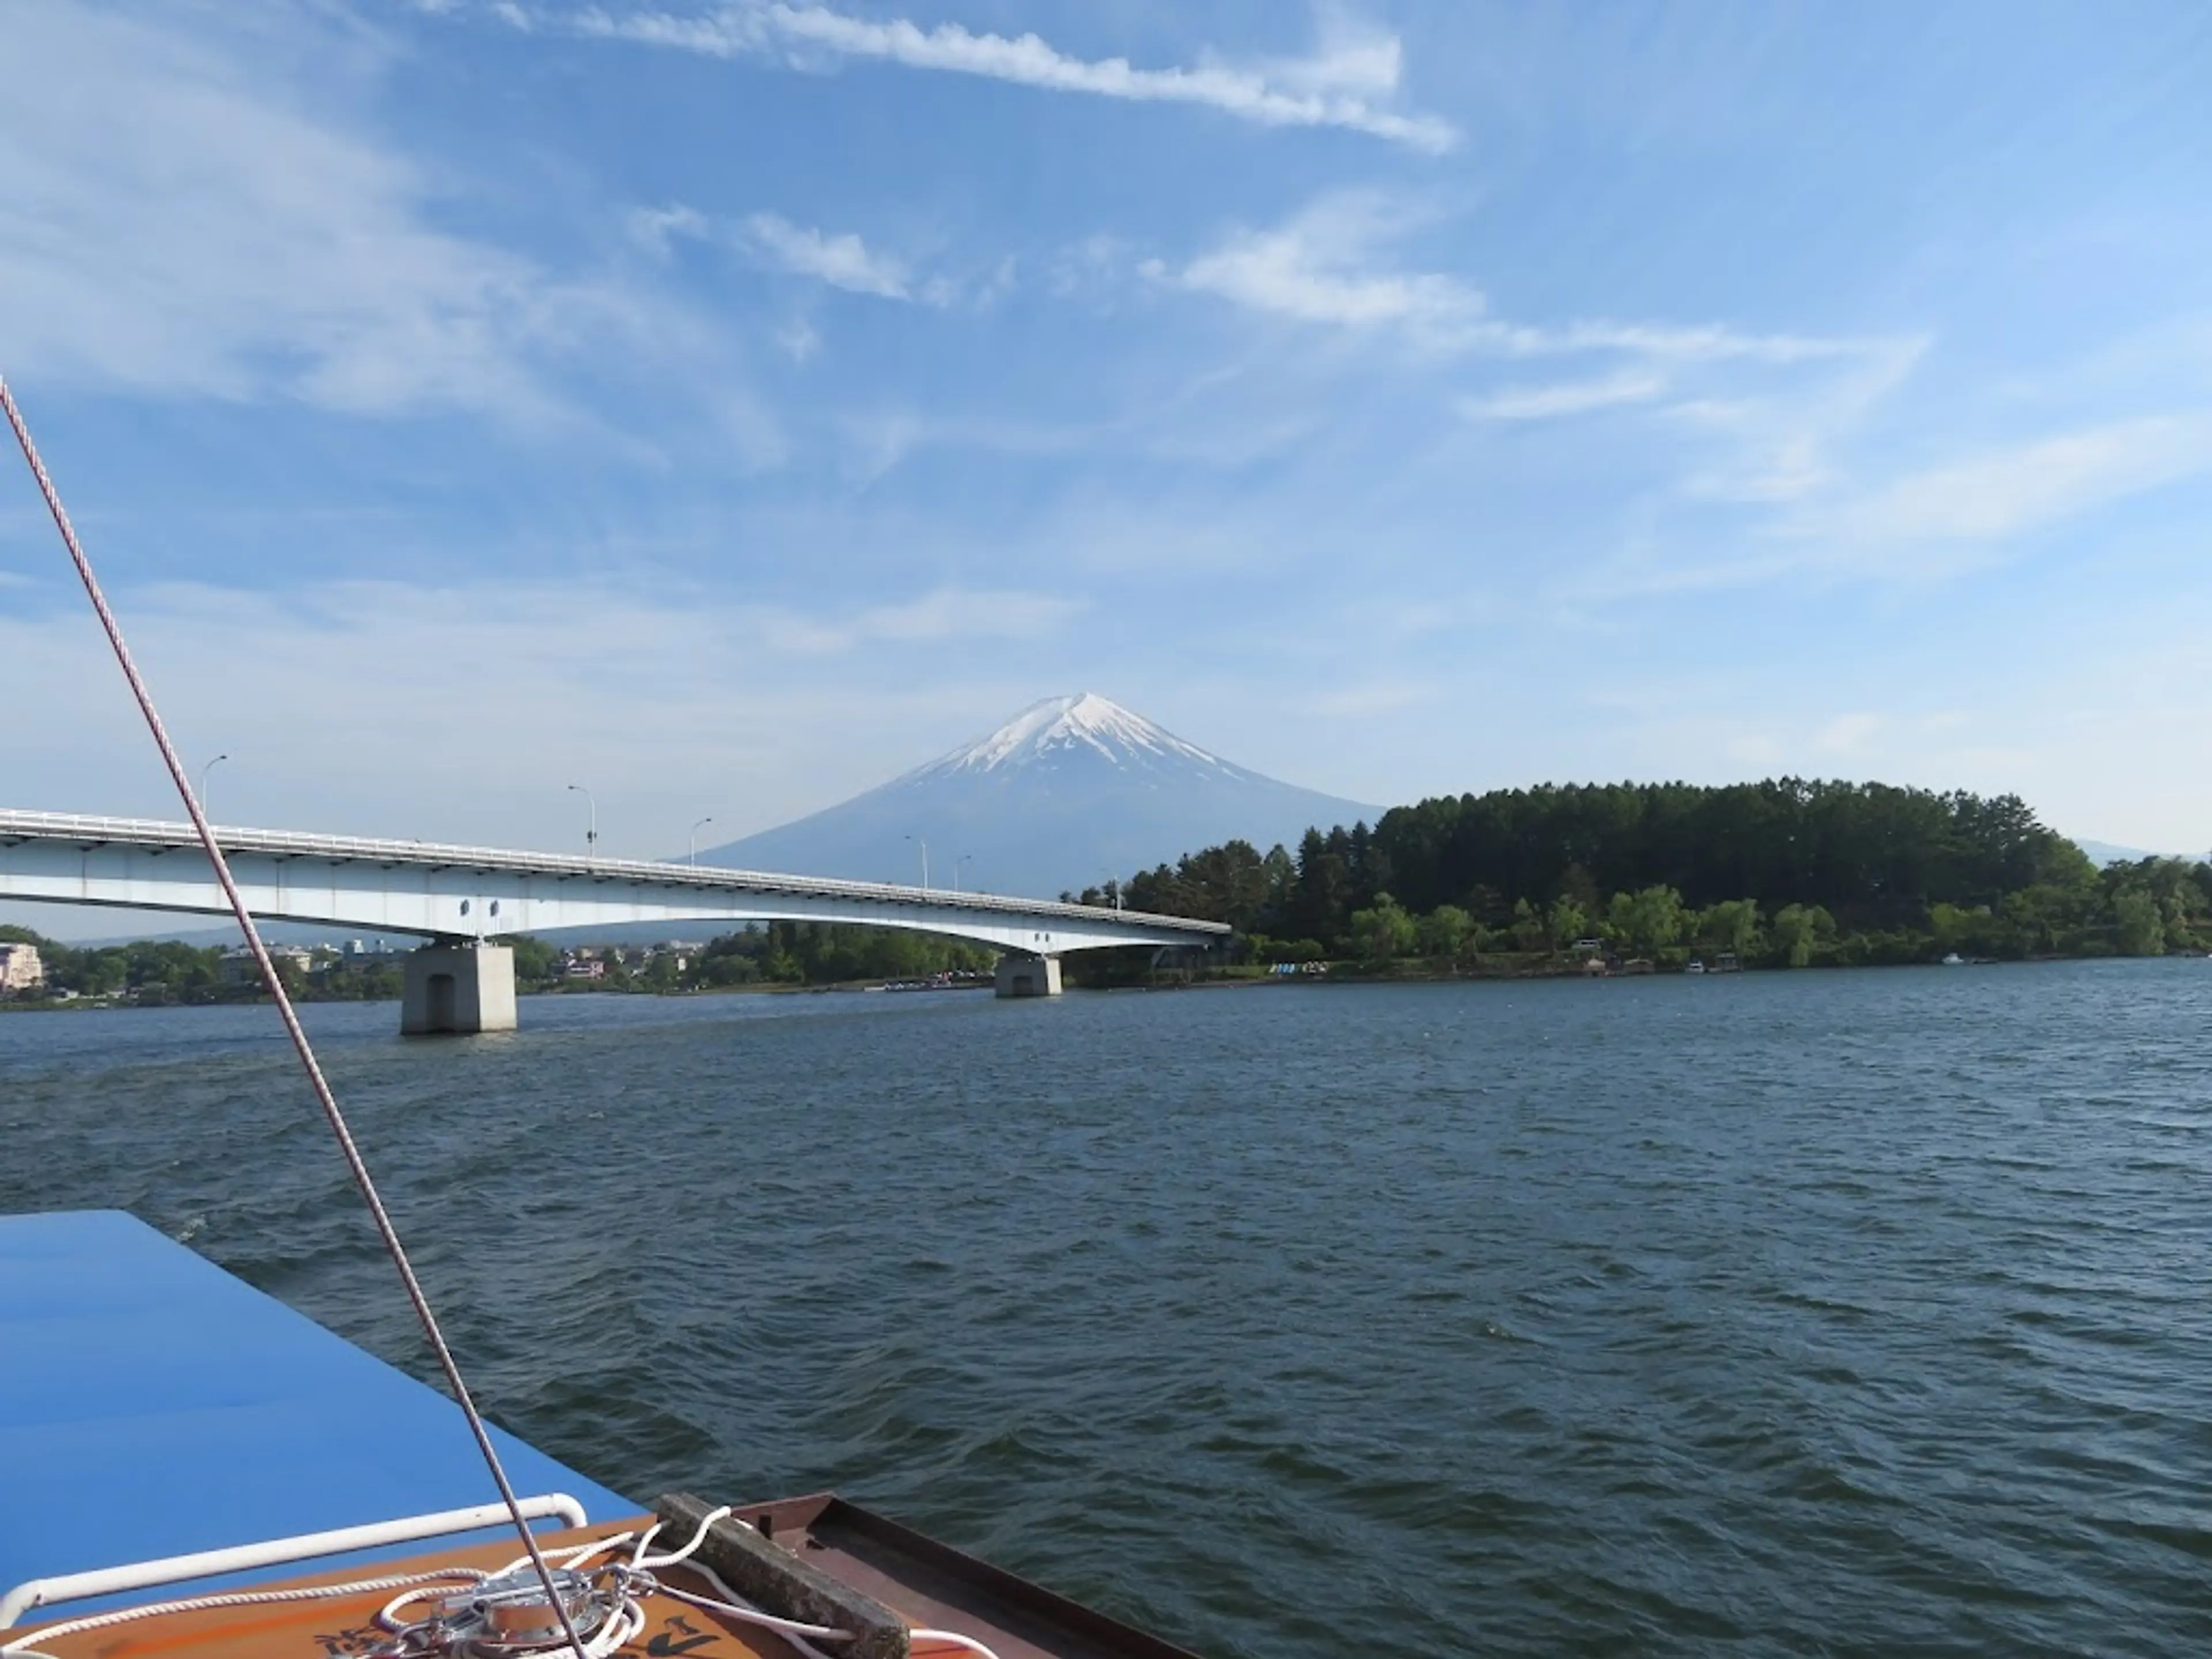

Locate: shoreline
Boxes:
[6,949,2198,1014]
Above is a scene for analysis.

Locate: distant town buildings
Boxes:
[218,944,316,984]
[0,941,45,994]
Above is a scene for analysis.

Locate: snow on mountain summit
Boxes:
[916,692,1228,777]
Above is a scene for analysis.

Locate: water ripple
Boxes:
[5,961,2211,1656]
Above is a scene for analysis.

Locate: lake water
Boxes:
[3,961,2209,1656]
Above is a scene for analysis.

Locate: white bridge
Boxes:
[0,809,1226,1030]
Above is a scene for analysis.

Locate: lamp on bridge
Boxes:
[566,783,597,863]
[690,817,713,867]
[199,753,228,825]
[904,834,929,892]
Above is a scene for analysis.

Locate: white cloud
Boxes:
[776,316,821,362]
[0,6,640,421]
[1511,320,1873,365]
[740,212,912,300]
[1168,232,1470,329]
[1813,712,1881,754]
[1663,338,1926,505]
[1832,414,2212,546]
[774,586,1087,652]
[1157,196,1899,384]
[1153,196,1480,335]
[1460,371,1666,421]
[627,202,712,256]
[567,2,1457,151]
[0,12,520,418]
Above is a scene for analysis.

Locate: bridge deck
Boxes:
[0,809,1230,953]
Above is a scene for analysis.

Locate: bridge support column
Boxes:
[994,952,1062,999]
[401,942,517,1036]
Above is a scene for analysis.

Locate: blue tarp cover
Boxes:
[0,1209,635,1609]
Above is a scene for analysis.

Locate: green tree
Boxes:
[1697,899,1760,956]
[501,935,560,988]
[1416,904,1472,959]
[1607,885,1685,957]
[1546,896,1590,951]
[1348,893,1417,963]
[1769,903,1835,967]
[1509,897,1549,952]
[2114,891,2166,956]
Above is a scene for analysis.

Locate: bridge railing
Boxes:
[0,809,1229,938]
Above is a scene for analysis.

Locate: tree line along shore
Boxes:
[1068,778,2210,974]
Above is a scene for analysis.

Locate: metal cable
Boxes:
[0,374,592,1659]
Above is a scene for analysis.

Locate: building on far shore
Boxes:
[0,941,45,995]
[219,944,316,984]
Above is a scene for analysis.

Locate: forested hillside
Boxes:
[1077,780,2209,967]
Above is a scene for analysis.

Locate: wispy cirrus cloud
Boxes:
[1828,412,2212,546]
[1155,195,1889,374]
[1582,406,2212,600]
[781,585,1086,652]
[630,201,926,302]
[0,3,774,459]
[565,2,1457,151]
[1459,370,1666,421]
[738,211,913,300]
[1145,195,1480,340]
[626,202,711,256]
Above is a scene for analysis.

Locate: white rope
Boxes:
[652,1577,857,1643]
[0,1568,484,1658]
[4,1539,1009,1659]
[631,1507,732,1570]
[910,1631,1008,1659]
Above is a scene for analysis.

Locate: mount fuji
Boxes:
[696,694,1378,899]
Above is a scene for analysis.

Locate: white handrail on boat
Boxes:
[0,1492,589,1628]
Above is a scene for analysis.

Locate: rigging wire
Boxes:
[0,376,593,1659]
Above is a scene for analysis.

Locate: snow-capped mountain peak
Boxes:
[699,692,1380,897]
[920,693,1228,777]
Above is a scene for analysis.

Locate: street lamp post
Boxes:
[1100,868,1124,911]
[904,834,929,892]
[689,817,714,867]
[200,753,228,824]
[567,784,597,863]
[952,854,972,893]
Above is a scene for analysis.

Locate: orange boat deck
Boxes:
[10,1497,1200,1659]
[16,1520,993,1659]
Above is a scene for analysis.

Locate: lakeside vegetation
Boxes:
[0,922,994,1006]
[506,927,993,992]
[1072,780,2211,972]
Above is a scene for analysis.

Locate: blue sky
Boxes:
[3,0,2210,872]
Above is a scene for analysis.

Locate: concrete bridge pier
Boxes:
[401,942,517,1035]
[994,952,1062,998]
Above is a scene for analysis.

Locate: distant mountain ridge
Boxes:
[698,693,1377,899]
[2071,838,2208,868]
